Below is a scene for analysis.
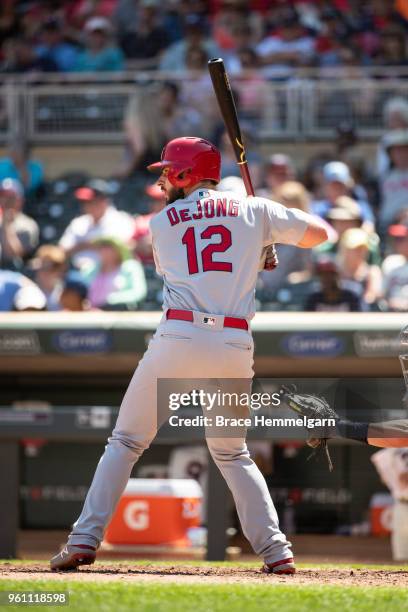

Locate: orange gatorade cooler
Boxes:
[105,478,202,546]
[370,493,393,536]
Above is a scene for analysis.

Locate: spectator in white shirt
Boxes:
[377,97,408,179]
[59,179,135,270]
[380,130,408,232]
[382,218,408,312]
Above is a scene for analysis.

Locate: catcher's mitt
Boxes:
[280,385,340,471]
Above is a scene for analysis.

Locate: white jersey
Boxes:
[150,188,308,319]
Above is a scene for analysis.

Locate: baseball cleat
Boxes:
[50,544,96,571]
[262,557,296,575]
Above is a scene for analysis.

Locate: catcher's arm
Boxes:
[366,420,408,448]
[282,389,408,449]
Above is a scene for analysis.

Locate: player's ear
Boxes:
[176,170,192,188]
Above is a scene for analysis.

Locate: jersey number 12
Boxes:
[182,225,232,274]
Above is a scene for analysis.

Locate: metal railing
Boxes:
[0,69,407,144]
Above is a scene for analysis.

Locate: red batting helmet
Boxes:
[147,137,221,189]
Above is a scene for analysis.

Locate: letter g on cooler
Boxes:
[123,500,150,530]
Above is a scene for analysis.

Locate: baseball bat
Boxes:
[208,58,278,270]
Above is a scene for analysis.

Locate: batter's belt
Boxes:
[166,308,249,330]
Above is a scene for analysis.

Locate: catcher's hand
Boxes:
[280,385,339,471]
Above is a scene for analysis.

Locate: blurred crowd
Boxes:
[1,89,408,314]
[0,0,407,75]
[0,1,407,313]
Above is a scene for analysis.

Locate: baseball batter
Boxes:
[50,137,328,574]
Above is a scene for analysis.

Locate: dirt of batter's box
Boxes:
[1,563,408,586]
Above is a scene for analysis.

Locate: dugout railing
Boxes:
[1,71,408,144]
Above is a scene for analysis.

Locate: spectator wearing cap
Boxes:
[35,18,79,73]
[73,17,124,72]
[159,13,220,72]
[0,179,39,271]
[337,228,382,308]
[304,256,364,312]
[83,237,147,310]
[0,270,44,312]
[312,161,375,228]
[119,0,169,67]
[380,130,408,232]
[132,183,165,265]
[258,154,295,200]
[326,195,363,236]
[59,179,135,270]
[382,219,408,312]
[318,195,381,266]
[59,271,91,312]
[256,9,315,78]
[29,245,67,311]
[0,140,44,197]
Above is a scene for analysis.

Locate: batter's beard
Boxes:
[166,186,185,204]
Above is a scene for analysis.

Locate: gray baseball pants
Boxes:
[68,313,293,564]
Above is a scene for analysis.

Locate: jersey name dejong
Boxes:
[167,198,240,226]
